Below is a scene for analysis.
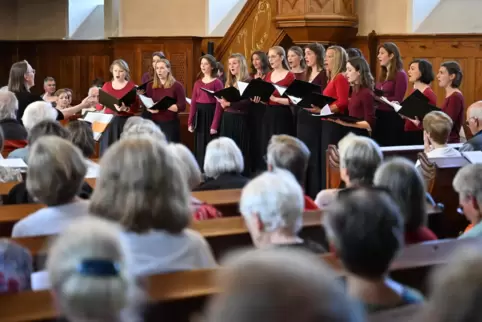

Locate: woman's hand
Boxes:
[250,96,262,104]
[147,108,159,114]
[188,125,194,133]
[210,129,217,135]
[81,95,96,107]
[219,98,231,109]
[114,102,130,113]
[304,104,321,114]
[168,104,178,112]
[136,89,145,95]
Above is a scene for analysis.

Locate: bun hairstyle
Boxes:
[47,216,143,322]
[441,61,463,88]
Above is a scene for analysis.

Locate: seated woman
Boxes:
[324,187,424,313]
[374,157,437,244]
[0,240,32,293]
[196,137,249,191]
[0,129,23,183]
[240,169,325,253]
[54,89,71,110]
[453,164,482,239]
[120,119,167,143]
[11,136,89,237]
[89,137,217,276]
[67,120,99,178]
[47,216,144,321]
[167,143,222,220]
[315,133,383,209]
[0,91,27,144]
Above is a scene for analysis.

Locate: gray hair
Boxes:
[167,143,202,190]
[47,216,143,322]
[374,157,427,231]
[204,137,244,178]
[467,101,482,119]
[453,164,482,210]
[206,248,364,322]
[87,86,99,96]
[0,91,18,120]
[27,136,87,206]
[121,119,167,143]
[267,134,310,185]
[240,169,304,234]
[0,86,8,92]
[21,101,58,131]
[123,116,144,132]
[0,239,32,291]
[338,133,383,185]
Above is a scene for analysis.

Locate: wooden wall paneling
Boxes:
[201,37,223,55]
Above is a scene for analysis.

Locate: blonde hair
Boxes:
[153,59,176,89]
[167,143,202,190]
[423,111,453,145]
[225,53,250,88]
[268,46,290,70]
[326,46,348,80]
[89,137,191,234]
[47,216,142,322]
[27,136,87,206]
[110,59,131,81]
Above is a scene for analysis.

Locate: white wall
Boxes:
[208,0,242,34]
[69,0,104,37]
[412,0,440,31]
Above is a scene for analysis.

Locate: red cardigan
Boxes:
[323,73,350,113]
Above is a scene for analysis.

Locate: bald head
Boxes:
[466,101,482,135]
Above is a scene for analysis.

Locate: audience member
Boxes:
[324,187,424,312]
[196,137,249,191]
[0,91,28,142]
[42,77,57,102]
[90,137,216,275]
[453,164,482,238]
[416,111,461,167]
[91,78,105,88]
[205,248,364,322]
[47,216,144,322]
[315,133,383,209]
[12,136,89,237]
[67,120,99,178]
[266,134,318,210]
[419,247,482,322]
[120,119,167,143]
[123,116,145,132]
[167,143,222,220]
[374,158,437,244]
[54,89,71,110]
[0,240,32,293]
[20,101,58,132]
[460,101,482,152]
[0,129,23,182]
[240,170,325,252]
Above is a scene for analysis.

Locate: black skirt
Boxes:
[373,109,405,147]
[248,102,266,174]
[220,112,250,175]
[404,130,423,145]
[193,103,217,170]
[297,108,323,199]
[99,115,130,156]
[153,118,180,143]
[261,104,295,154]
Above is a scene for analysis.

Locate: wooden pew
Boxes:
[417,154,469,238]
[0,204,45,236]
[2,237,477,322]
[10,211,324,261]
[325,143,463,190]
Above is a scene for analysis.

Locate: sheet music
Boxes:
[237,81,249,95]
[463,151,482,164]
[83,112,114,142]
[380,96,402,112]
[138,94,155,109]
[200,88,215,94]
[273,84,287,96]
[0,158,27,169]
[288,95,302,105]
[186,97,192,104]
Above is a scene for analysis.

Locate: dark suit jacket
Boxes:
[194,172,250,191]
[0,119,28,141]
[460,130,482,152]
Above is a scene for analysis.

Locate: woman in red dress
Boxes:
[261,46,296,154]
[403,59,437,145]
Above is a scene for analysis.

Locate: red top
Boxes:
[265,71,295,105]
[442,91,465,143]
[192,199,222,220]
[405,226,437,245]
[304,195,319,211]
[294,71,306,80]
[404,87,438,131]
[348,87,376,129]
[375,70,408,112]
[188,79,224,129]
[100,81,139,116]
[323,73,350,113]
[145,81,186,122]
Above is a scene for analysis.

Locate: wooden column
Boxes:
[275,0,358,45]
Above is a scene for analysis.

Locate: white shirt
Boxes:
[415,146,462,168]
[85,159,100,178]
[121,228,217,276]
[11,200,90,237]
